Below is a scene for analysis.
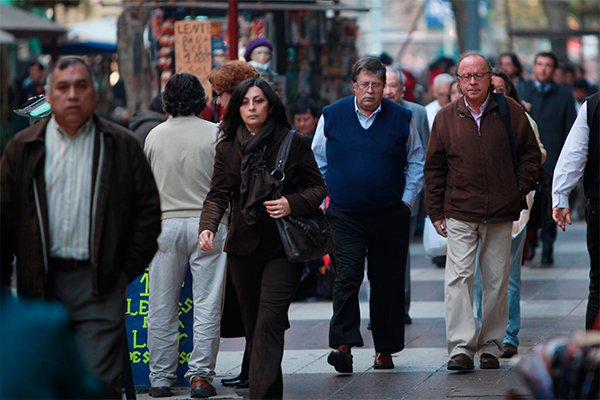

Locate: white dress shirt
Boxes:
[552,101,590,208]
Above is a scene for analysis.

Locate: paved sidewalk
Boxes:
[136,221,589,399]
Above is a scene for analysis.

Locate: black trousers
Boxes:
[228,252,302,399]
[586,205,599,329]
[327,203,411,354]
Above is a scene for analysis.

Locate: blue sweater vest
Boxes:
[323,97,411,212]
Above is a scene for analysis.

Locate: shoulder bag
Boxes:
[272,130,334,263]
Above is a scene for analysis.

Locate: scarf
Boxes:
[239,118,277,225]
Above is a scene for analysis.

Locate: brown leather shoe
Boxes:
[190,376,216,398]
[479,353,500,369]
[327,344,353,373]
[373,352,394,369]
[500,343,518,359]
[447,353,474,371]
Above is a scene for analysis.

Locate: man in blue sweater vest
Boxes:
[312,57,424,373]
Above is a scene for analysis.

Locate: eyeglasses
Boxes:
[355,81,384,91]
[384,83,401,89]
[215,90,226,98]
[456,72,490,82]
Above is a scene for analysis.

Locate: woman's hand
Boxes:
[198,230,215,252]
[263,197,291,219]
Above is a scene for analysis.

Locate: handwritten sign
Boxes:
[126,268,194,388]
[174,20,212,92]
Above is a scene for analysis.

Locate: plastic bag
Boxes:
[423,216,447,258]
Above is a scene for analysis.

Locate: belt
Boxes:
[48,257,91,268]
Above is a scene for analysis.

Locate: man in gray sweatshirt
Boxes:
[144,73,227,399]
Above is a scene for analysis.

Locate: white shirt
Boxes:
[45,117,95,259]
[311,97,425,208]
[552,101,590,208]
[425,100,441,131]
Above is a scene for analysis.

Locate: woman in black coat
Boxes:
[199,78,327,399]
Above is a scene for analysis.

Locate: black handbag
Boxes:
[272,130,334,263]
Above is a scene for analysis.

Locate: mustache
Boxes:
[362,95,377,100]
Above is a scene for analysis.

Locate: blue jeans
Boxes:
[474,228,526,347]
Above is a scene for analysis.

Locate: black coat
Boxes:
[199,124,327,256]
[0,115,162,297]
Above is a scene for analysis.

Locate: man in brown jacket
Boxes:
[424,52,540,371]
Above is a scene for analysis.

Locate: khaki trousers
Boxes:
[445,218,512,359]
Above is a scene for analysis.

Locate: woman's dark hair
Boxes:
[219,78,290,141]
[491,67,521,105]
[162,73,207,117]
[498,52,523,78]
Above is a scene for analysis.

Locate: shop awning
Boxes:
[0,5,67,40]
[0,29,15,44]
[100,0,370,12]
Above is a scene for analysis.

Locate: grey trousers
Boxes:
[147,218,228,386]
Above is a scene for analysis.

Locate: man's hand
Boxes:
[432,217,448,238]
[552,207,572,232]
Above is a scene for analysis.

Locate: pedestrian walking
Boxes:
[519,51,576,265]
[206,60,260,390]
[552,92,599,330]
[0,56,161,398]
[199,77,327,399]
[312,56,424,372]
[425,73,454,130]
[425,52,540,371]
[144,73,228,398]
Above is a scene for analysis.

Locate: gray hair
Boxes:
[386,64,407,85]
[351,57,386,84]
[432,73,454,88]
[45,56,98,93]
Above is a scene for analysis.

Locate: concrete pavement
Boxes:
[137,220,589,399]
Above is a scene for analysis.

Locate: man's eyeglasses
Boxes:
[355,81,384,91]
[456,72,490,82]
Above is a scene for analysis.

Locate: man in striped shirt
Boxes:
[1,56,161,398]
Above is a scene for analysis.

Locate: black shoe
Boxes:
[327,345,353,373]
[447,353,474,371]
[479,353,500,369]
[367,321,372,330]
[541,255,553,266]
[405,314,412,325]
[149,386,172,398]
[221,377,249,389]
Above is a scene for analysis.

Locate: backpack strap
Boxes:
[495,93,518,174]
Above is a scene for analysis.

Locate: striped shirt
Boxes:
[44,117,95,260]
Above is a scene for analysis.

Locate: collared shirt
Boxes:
[45,117,95,259]
[552,101,589,208]
[464,94,491,129]
[311,97,425,208]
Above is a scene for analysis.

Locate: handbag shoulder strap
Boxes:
[272,130,296,196]
[273,129,296,176]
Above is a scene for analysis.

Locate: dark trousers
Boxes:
[327,204,410,354]
[49,263,127,399]
[586,205,599,329]
[228,253,302,399]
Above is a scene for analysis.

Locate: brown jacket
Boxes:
[199,126,327,255]
[424,94,541,224]
[1,115,161,297]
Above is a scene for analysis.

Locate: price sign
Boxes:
[174,20,212,93]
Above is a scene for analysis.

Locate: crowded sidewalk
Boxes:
[137,220,589,400]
